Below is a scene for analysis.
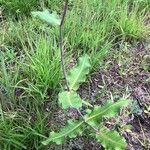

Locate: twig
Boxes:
[59,0,70,91]
[60,0,69,26]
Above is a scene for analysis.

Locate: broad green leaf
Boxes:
[84,99,129,127]
[42,120,84,145]
[59,91,82,109]
[96,126,127,150]
[31,9,61,26]
[67,54,91,91]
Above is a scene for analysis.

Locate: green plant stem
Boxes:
[59,0,70,91]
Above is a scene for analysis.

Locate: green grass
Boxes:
[0,0,39,17]
[0,49,19,109]
[114,1,149,39]
[20,33,61,100]
[0,0,150,149]
[64,0,115,52]
[0,104,48,150]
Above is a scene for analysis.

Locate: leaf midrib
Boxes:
[85,100,127,122]
[70,57,87,90]
[67,92,72,107]
[50,121,84,141]
[98,131,125,148]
